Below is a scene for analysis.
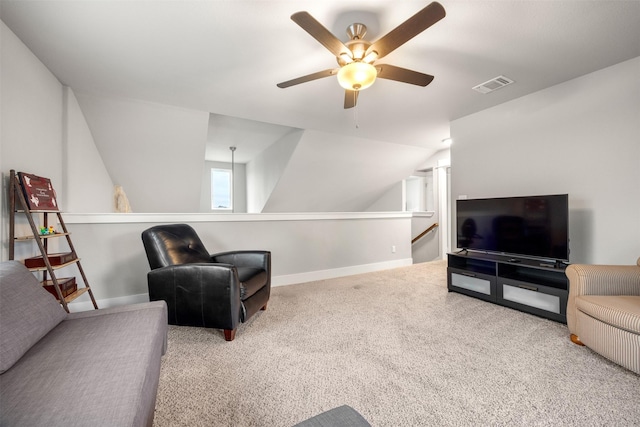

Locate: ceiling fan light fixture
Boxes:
[347,41,369,60]
[280,3,447,107]
[362,50,379,64]
[337,62,377,91]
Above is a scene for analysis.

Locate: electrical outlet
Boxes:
[391,245,396,253]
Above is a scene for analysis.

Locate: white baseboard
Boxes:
[68,258,414,311]
[271,258,414,287]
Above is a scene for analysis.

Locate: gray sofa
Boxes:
[0,261,168,426]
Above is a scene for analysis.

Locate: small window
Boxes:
[211,168,232,210]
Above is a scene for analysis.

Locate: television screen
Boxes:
[456,194,569,261]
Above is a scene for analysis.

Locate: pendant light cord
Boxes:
[230,146,236,213]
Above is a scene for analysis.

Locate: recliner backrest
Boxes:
[142,224,211,269]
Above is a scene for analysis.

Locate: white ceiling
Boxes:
[2,0,639,160]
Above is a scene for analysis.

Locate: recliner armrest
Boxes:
[210,250,271,272]
[565,263,640,334]
[147,263,242,329]
[566,264,640,297]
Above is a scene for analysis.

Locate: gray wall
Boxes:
[451,57,640,265]
[62,213,413,307]
[366,182,404,212]
[1,22,114,260]
[1,21,64,207]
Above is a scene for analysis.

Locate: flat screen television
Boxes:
[456,194,569,261]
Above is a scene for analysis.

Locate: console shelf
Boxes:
[447,252,569,323]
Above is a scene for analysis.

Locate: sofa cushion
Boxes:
[576,295,640,334]
[0,261,67,374]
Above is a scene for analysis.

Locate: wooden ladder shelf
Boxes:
[8,169,98,312]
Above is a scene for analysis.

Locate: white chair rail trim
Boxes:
[63,212,413,224]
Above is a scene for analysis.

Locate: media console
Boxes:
[447,252,569,323]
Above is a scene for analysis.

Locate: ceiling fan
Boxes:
[277,2,446,109]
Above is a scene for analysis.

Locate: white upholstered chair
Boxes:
[566,258,640,374]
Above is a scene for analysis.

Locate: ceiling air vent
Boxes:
[472,75,514,94]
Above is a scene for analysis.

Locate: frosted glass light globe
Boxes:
[337,62,377,91]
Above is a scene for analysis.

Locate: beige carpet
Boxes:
[153,260,640,426]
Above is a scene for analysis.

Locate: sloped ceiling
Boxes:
[2,1,639,213]
[206,114,296,163]
[262,130,432,212]
[75,92,209,213]
[2,0,639,152]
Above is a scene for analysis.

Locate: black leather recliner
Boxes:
[141,224,271,341]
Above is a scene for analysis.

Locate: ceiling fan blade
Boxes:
[291,12,352,59]
[344,90,359,109]
[376,64,434,86]
[277,69,338,88]
[367,2,446,60]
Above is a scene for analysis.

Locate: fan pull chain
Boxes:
[353,91,359,129]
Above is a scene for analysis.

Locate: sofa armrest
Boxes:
[211,250,271,272]
[565,262,640,333]
[148,263,241,329]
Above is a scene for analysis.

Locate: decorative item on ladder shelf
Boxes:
[23,252,76,269]
[17,172,59,211]
[42,277,77,299]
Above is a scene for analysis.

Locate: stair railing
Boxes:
[411,222,439,244]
